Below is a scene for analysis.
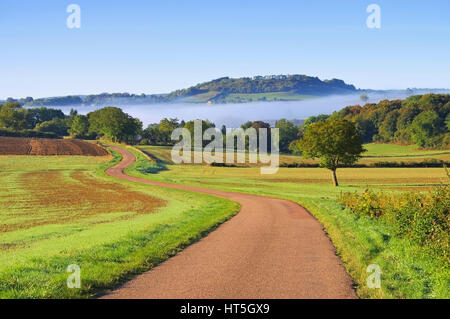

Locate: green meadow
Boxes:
[0,141,448,299]
[132,144,449,299]
[182,91,316,103]
[223,92,315,103]
[140,143,450,168]
[0,150,239,298]
[363,143,450,158]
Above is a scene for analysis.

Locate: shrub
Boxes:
[339,186,449,263]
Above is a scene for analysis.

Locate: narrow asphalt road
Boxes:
[102,145,357,299]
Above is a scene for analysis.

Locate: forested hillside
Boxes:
[167,75,356,103]
[331,94,450,148]
[5,74,357,106]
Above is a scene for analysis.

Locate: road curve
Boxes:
[102,145,357,299]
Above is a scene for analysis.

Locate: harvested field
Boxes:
[129,145,449,299]
[0,152,239,298]
[0,137,108,156]
[0,169,166,232]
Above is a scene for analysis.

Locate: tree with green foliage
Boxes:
[184,119,216,148]
[275,119,298,153]
[158,118,181,144]
[142,124,162,145]
[240,121,253,130]
[353,115,376,143]
[0,102,28,131]
[141,118,186,145]
[378,111,399,141]
[288,139,302,155]
[327,94,449,148]
[87,107,142,143]
[26,107,65,128]
[298,119,365,186]
[239,121,272,151]
[35,118,69,136]
[396,103,420,130]
[410,110,444,147]
[69,115,90,138]
[300,114,329,133]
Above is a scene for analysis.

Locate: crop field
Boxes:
[137,145,448,195]
[1,139,447,299]
[183,91,221,103]
[363,143,450,157]
[139,143,450,168]
[182,91,316,103]
[223,92,315,103]
[0,150,239,298]
[134,144,449,299]
[0,137,108,156]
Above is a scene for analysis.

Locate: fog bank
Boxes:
[57,91,447,127]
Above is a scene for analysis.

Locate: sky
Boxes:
[0,0,449,99]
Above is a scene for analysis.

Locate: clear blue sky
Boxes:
[1,0,449,99]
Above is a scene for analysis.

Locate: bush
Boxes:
[35,118,69,136]
[339,186,449,263]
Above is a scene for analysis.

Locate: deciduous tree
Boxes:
[298,119,365,186]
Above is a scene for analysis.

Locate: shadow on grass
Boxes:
[135,150,169,174]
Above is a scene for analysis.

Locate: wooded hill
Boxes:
[331,94,450,148]
[166,75,356,103]
[6,75,357,106]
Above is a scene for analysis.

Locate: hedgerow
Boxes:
[339,185,449,265]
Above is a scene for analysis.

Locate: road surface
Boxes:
[102,145,357,299]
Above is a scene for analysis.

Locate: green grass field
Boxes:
[223,92,315,103]
[133,144,449,299]
[0,150,239,298]
[182,91,316,103]
[1,141,448,299]
[363,143,450,157]
[141,143,450,168]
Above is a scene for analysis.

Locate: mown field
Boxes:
[141,143,450,168]
[134,144,449,299]
[223,92,315,103]
[182,91,315,103]
[0,150,239,298]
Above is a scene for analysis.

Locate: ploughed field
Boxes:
[0,137,108,156]
[0,146,238,298]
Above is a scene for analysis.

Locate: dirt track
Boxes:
[0,137,108,156]
[103,145,357,299]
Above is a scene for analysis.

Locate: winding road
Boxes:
[102,145,357,299]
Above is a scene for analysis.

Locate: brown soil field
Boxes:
[0,137,108,156]
[0,169,165,233]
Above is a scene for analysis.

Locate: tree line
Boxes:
[329,94,450,148]
[0,103,142,143]
[2,94,448,150]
